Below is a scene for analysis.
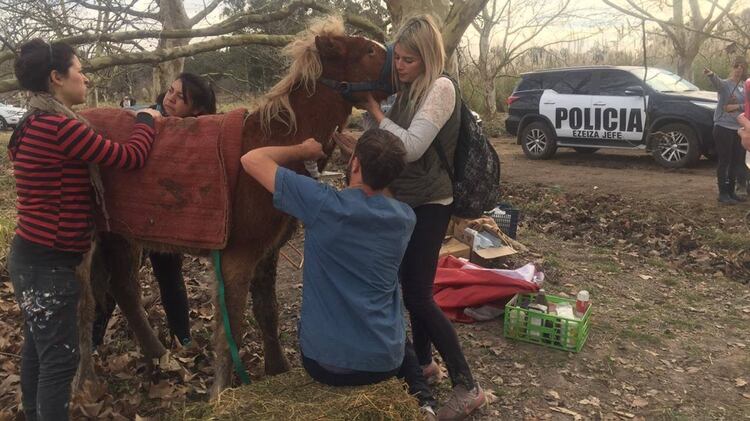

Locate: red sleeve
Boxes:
[57,116,155,170]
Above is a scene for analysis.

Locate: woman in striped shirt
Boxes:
[7,39,160,421]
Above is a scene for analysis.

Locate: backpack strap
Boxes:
[433,136,455,183]
[431,73,461,183]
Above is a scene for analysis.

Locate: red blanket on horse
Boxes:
[79,108,247,249]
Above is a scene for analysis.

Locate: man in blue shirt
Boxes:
[241,129,437,418]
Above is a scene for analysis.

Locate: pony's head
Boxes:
[256,16,391,135]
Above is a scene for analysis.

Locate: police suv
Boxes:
[505,66,717,168]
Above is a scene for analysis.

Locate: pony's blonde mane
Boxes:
[256,16,346,135]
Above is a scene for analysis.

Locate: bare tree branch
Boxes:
[69,0,160,20]
[0,1,385,66]
[188,0,223,26]
[0,33,295,92]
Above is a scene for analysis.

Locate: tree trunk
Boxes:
[386,0,451,30]
[477,7,495,114]
[385,0,487,59]
[676,45,701,80]
[153,0,191,97]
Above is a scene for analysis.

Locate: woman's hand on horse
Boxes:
[362,93,385,123]
[300,138,326,160]
[137,108,162,119]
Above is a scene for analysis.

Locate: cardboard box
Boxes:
[451,216,517,263]
[439,237,471,259]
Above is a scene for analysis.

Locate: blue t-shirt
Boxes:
[273,167,415,372]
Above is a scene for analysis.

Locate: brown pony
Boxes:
[77,17,391,396]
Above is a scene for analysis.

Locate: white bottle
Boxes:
[527,303,547,338]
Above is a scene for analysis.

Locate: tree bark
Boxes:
[477,7,495,114]
[442,0,490,60]
[385,0,488,75]
[153,0,191,97]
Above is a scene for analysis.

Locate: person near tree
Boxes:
[8,39,160,421]
[704,56,748,204]
[92,73,217,348]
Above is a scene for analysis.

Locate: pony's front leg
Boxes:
[209,244,258,399]
[250,246,290,375]
[99,232,166,359]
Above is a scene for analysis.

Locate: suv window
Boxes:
[517,76,542,91]
[599,70,641,95]
[545,71,594,95]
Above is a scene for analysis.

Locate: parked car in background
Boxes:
[0,102,27,130]
[505,66,717,168]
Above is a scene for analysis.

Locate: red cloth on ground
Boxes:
[79,108,247,249]
[433,256,541,323]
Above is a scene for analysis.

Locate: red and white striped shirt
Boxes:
[9,112,155,252]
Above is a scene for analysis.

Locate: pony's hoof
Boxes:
[209,381,226,401]
[265,356,291,375]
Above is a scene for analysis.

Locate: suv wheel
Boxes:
[521,121,557,159]
[650,123,700,168]
[573,147,598,154]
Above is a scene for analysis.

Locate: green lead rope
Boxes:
[212,249,251,385]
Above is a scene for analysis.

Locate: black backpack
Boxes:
[433,78,501,218]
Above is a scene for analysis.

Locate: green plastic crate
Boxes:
[503,292,591,352]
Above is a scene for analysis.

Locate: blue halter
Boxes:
[318,43,395,102]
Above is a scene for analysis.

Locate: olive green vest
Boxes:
[388,83,461,208]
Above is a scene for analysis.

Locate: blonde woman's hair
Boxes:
[392,15,445,117]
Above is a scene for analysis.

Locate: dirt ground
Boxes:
[1,133,750,420]
[494,137,720,206]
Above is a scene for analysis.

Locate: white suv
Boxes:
[0,102,27,130]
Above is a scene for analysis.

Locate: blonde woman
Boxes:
[336,15,485,420]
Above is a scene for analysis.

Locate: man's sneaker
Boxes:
[436,384,486,420]
[421,361,444,385]
[420,405,438,421]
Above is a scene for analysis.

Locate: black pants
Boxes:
[9,243,80,421]
[302,340,436,408]
[400,204,475,390]
[714,125,745,189]
[92,252,191,346]
[149,252,191,344]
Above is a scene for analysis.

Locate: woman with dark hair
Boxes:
[92,72,217,348]
[155,72,217,116]
[8,39,160,421]
[704,56,748,204]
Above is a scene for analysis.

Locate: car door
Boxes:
[538,71,596,140]
[591,69,648,143]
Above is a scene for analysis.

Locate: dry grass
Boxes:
[169,369,421,421]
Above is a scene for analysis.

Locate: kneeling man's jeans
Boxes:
[302,339,436,408]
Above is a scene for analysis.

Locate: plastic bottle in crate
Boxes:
[507,308,526,337]
[566,321,579,349]
[527,303,547,339]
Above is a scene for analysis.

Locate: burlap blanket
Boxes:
[79,108,247,249]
